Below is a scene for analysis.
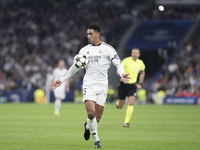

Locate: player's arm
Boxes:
[50,79,54,85]
[111,55,131,84]
[136,70,145,89]
[50,79,54,91]
[50,70,55,90]
[51,64,79,90]
[116,59,125,76]
[66,79,70,93]
[116,70,119,76]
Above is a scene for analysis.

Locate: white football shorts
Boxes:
[54,90,66,100]
[82,84,108,106]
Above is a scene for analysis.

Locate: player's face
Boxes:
[58,60,65,69]
[87,29,99,45]
[131,49,140,60]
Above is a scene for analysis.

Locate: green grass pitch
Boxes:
[0,103,200,150]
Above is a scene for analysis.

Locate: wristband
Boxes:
[138,83,143,86]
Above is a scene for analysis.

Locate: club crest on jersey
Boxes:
[99,49,102,54]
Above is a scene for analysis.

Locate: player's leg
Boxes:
[54,97,62,116]
[54,91,65,116]
[95,103,104,123]
[85,100,102,148]
[116,82,127,108]
[85,100,96,119]
[123,96,135,127]
[116,99,125,109]
[123,84,137,127]
[83,86,95,141]
[83,85,104,148]
[93,103,104,149]
[84,100,95,141]
[92,86,107,149]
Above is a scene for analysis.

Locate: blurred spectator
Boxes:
[136,88,146,104]
[168,59,178,73]
[155,88,165,104]
[0,0,131,91]
[107,84,116,102]
[149,36,200,99]
[1,0,200,96]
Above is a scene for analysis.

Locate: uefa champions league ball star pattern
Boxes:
[73,54,88,69]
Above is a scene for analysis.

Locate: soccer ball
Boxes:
[73,54,88,69]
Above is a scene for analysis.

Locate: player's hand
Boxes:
[136,84,142,90]
[121,73,131,84]
[50,79,62,90]
[66,87,70,93]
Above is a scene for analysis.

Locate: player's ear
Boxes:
[96,31,100,37]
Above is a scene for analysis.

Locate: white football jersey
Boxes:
[79,41,122,86]
[52,67,68,92]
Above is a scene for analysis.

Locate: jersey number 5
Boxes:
[83,88,87,95]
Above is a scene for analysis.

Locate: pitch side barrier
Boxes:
[164,96,200,105]
[0,90,74,103]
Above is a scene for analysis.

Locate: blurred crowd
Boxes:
[131,5,200,20]
[149,36,200,100]
[1,0,200,96]
[0,0,131,92]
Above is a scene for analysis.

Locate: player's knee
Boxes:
[128,102,134,105]
[87,111,95,119]
[128,99,134,105]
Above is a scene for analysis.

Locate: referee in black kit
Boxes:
[116,48,145,127]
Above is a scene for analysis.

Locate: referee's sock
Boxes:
[124,105,134,123]
[116,100,119,108]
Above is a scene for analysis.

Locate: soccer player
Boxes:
[51,23,130,149]
[116,48,145,127]
[51,60,70,116]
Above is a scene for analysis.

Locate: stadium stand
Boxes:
[0,0,200,103]
[148,36,200,103]
[0,0,131,95]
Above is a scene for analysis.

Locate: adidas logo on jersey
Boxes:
[86,51,89,54]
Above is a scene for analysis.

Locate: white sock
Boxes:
[87,117,99,142]
[55,99,61,112]
[86,122,89,130]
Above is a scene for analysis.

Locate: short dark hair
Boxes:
[132,47,140,50]
[132,47,140,51]
[88,23,101,33]
[58,59,65,64]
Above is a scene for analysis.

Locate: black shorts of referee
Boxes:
[118,81,137,100]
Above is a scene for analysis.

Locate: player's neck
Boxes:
[132,58,137,61]
[92,40,101,46]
